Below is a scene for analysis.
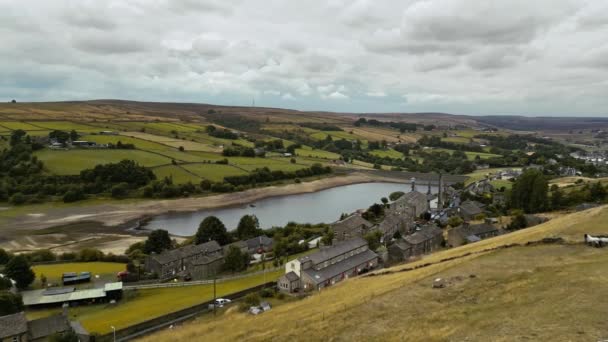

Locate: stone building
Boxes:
[145,241,223,280]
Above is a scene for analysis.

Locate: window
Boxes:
[13,336,19,342]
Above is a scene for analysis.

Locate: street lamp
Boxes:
[111,326,116,342]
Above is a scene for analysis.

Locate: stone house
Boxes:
[387,239,413,263]
[374,212,405,242]
[458,200,485,220]
[222,241,248,255]
[0,312,27,342]
[282,237,378,292]
[448,223,501,247]
[277,271,300,293]
[186,252,225,279]
[331,213,374,242]
[402,224,444,256]
[0,312,89,342]
[145,241,223,280]
[391,191,429,222]
[244,235,274,255]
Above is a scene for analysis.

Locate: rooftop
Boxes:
[284,271,299,282]
[302,249,378,285]
[151,240,221,265]
[0,312,27,339]
[28,315,71,340]
[22,282,123,306]
[331,214,373,232]
[299,237,368,266]
[403,225,443,245]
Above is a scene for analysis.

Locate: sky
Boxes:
[1,0,608,116]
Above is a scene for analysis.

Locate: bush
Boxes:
[79,248,104,262]
[260,288,275,298]
[239,292,261,312]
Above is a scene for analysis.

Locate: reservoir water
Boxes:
[144,182,437,236]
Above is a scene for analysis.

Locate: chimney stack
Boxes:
[410,177,416,192]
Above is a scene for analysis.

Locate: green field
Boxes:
[295,147,340,159]
[441,136,471,144]
[309,130,363,141]
[152,165,201,184]
[32,262,125,289]
[369,149,404,159]
[80,134,171,151]
[0,121,43,130]
[27,121,99,132]
[490,179,513,190]
[35,149,171,175]
[181,163,248,182]
[432,148,500,161]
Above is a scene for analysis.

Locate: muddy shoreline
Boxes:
[3,172,407,234]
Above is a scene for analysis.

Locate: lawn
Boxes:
[32,262,126,289]
[35,149,172,175]
[80,134,171,151]
[26,121,99,132]
[369,149,404,159]
[27,268,283,334]
[152,165,202,184]
[489,179,513,190]
[181,163,248,182]
[441,136,471,144]
[295,147,340,159]
[0,121,43,130]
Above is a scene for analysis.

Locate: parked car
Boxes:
[214,298,231,307]
[249,306,262,315]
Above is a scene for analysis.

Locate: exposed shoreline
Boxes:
[4,172,406,233]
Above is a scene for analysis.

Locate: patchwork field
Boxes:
[369,149,404,159]
[295,147,340,159]
[35,149,171,175]
[181,163,248,182]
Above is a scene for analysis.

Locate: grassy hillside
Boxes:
[139,206,608,342]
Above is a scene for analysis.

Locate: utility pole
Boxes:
[213,271,217,316]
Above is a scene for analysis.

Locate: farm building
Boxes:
[281,237,378,292]
[374,212,405,242]
[21,282,123,307]
[387,239,413,263]
[145,241,223,280]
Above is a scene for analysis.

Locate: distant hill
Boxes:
[0,99,607,132]
[139,206,608,342]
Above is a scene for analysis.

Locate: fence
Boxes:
[94,282,276,342]
[124,267,281,290]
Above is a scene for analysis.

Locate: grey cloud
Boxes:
[73,33,151,54]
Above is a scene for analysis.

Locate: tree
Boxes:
[507,212,528,231]
[223,246,249,272]
[0,248,10,264]
[364,231,383,251]
[389,191,405,201]
[111,182,130,198]
[4,255,35,289]
[447,216,463,227]
[0,292,24,315]
[321,229,334,246]
[0,277,13,290]
[381,197,389,206]
[589,182,607,202]
[237,215,260,240]
[509,169,548,213]
[195,216,230,245]
[144,229,172,254]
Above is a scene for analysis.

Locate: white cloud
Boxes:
[282,93,296,100]
[0,0,607,115]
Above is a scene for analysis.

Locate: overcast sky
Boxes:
[1,0,607,116]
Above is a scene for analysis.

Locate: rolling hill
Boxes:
[139,206,608,341]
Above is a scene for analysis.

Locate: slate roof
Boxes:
[459,200,483,217]
[331,214,372,232]
[302,249,378,285]
[222,241,248,254]
[283,271,299,282]
[376,213,402,234]
[0,312,27,339]
[187,253,224,266]
[461,223,499,237]
[403,225,443,245]
[151,241,221,265]
[28,315,71,340]
[245,235,273,251]
[299,237,368,266]
[390,239,413,252]
[394,191,427,207]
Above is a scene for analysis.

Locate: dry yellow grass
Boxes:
[139,206,608,342]
[549,176,608,188]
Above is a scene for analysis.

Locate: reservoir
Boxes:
[144,182,437,236]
